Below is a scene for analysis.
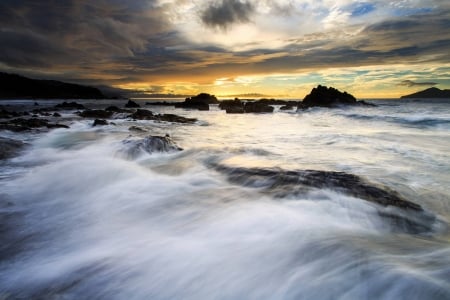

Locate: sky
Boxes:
[0,0,449,98]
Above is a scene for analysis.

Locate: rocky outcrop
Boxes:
[298,85,373,109]
[79,110,113,119]
[93,119,108,126]
[54,101,85,110]
[0,137,26,159]
[218,99,274,113]
[212,164,435,233]
[122,135,183,158]
[0,118,68,131]
[174,93,219,111]
[129,109,197,124]
[244,101,274,113]
[125,100,140,108]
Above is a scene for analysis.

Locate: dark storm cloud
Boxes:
[398,80,437,87]
[201,0,254,29]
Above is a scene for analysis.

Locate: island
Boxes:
[401,87,450,98]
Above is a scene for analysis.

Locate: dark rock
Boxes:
[0,137,26,159]
[46,123,70,129]
[52,112,62,117]
[0,109,21,119]
[125,100,140,108]
[145,101,175,106]
[299,85,372,109]
[156,114,197,124]
[122,135,183,158]
[34,102,39,106]
[130,109,154,120]
[280,105,294,110]
[93,119,108,126]
[244,101,274,113]
[55,101,85,110]
[129,126,146,132]
[79,110,113,119]
[105,106,129,113]
[219,99,244,113]
[174,93,218,110]
[212,165,436,233]
[129,109,197,124]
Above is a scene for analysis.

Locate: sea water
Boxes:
[0,99,449,299]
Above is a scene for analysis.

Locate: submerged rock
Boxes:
[299,85,373,109]
[129,109,197,124]
[122,135,183,158]
[212,164,436,233]
[0,137,26,159]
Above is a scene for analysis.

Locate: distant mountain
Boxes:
[401,87,450,99]
[0,72,105,99]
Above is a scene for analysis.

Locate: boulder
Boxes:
[244,101,274,113]
[219,99,244,113]
[0,137,26,159]
[299,85,372,109]
[0,118,68,131]
[129,109,197,123]
[52,112,62,117]
[122,135,183,158]
[130,109,154,120]
[174,93,219,111]
[280,105,294,110]
[93,119,108,126]
[79,110,113,119]
[125,100,140,108]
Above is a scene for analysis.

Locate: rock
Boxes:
[145,101,175,106]
[122,135,183,158]
[52,112,62,117]
[156,114,197,124]
[130,109,154,120]
[46,123,70,129]
[125,100,140,108]
[54,101,85,110]
[79,110,113,119]
[212,165,436,233]
[174,93,218,111]
[34,102,39,106]
[280,105,294,110]
[0,117,68,131]
[244,101,274,113]
[105,106,129,113]
[129,126,146,132]
[299,85,372,109]
[93,119,108,126]
[401,87,450,99]
[0,137,26,159]
[0,109,21,119]
[129,109,197,124]
[219,99,244,113]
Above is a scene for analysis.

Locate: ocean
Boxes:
[0,98,449,299]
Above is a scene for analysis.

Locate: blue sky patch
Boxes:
[351,3,376,17]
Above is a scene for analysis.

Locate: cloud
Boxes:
[201,0,254,29]
[398,80,437,87]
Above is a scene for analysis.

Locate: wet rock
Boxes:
[129,126,146,132]
[47,123,70,129]
[52,112,61,117]
[213,165,436,233]
[130,109,154,120]
[105,106,129,113]
[298,85,374,109]
[0,109,21,119]
[174,93,218,111]
[244,101,274,113]
[125,100,140,108]
[93,119,108,126]
[122,135,183,158]
[280,105,294,110]
[79,110,113,119]
[219,99,244,114]
[0,118,69,131]
[54,101,85,110]
[0,137,26,159]
[129,109,197,124]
